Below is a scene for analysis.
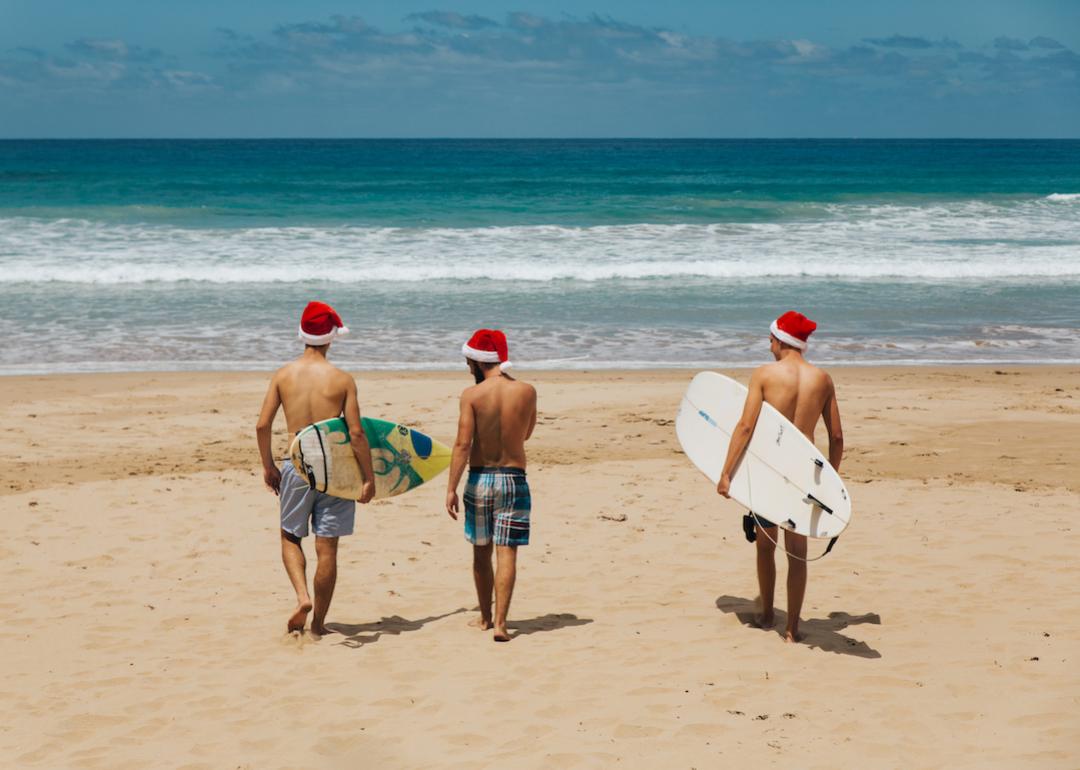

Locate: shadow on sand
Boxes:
[327,608,468,648]
[507,613,593,638]
[715,594,882,659]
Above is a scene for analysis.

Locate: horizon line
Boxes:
[2,136,1079,142]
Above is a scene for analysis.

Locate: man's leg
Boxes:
[281,530,312,632]
[311,535,339,636]
[783,530,808,643]
[493,545,518,642]
[755,523,778,628]
[471,543,494,630]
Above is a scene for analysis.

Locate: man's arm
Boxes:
[256,372,283,495]
[821,375,844,472]
[343,377,377,504]
[717,368,766,498]
[445,391,475,520]
[524,385,537,441]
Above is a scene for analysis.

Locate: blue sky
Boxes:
[2,1,1078,137]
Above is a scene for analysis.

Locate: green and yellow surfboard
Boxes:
[288,417,451,501]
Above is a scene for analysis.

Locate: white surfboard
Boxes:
[676,371,851,539]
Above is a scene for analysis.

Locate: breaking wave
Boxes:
[2,196,1080,284]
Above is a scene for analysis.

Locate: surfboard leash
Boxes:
[744,463,840,563]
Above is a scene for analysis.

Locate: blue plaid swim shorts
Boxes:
[464,466,531,547]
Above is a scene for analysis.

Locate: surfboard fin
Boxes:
[804,492,834,515]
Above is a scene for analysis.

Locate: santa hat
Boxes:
[298,301,349,346]
[770,310,817,350]
[462,329,512,371]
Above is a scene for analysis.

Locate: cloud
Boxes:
[163,70,216,89]
[208,12,1077,102]
[507,12,547,31]
[14,46,47,59]
[217,27,255,44]
[863,35,960,50]
[406,11,498,30]
[3,13,1077,125]
[65,38,163,62]
[993,36,1029,51]
[1029,36,1064,50]
[1,36,213,92]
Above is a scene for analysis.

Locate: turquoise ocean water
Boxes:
[1,139,1078,373]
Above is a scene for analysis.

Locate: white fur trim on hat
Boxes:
[462,343,501,363]
[462,343,513,371]
[299,324,349,346]
[770,320,808,350]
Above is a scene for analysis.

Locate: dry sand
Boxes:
[2,366,1078,768]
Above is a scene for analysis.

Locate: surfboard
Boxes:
[675,371,851,539]
[288,417,451,501]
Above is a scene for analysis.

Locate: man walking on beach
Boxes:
[716,311,844,643]
[256,301,376,635]
[445,330,537,642]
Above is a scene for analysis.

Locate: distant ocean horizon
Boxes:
[1,138,1078,374]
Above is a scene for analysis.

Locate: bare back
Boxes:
[758,356,835,441]
[463,375,537,468]
[274,355,353,433]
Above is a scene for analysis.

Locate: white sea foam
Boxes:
[1046,193,1080,202]
[1,198,1079,284]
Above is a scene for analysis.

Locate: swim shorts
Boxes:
[743,512,777,543]
[753,512,777,529]
[464,467,531,547]
[279,460,356,538]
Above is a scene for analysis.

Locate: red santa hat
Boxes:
[298,301,349,346]
[462,329,512,371]
[770,310,817,350]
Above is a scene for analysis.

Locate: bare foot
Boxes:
[288,599,313,633]
[468,616,494,630]
[784,629,804,643]
[493,625,512,642]
[310,623,331,637]
[754,612,775,630]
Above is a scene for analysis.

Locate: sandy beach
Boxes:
[2,366,1078,769]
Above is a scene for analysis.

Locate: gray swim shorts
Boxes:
[279,460,356,538]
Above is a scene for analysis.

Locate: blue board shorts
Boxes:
[279,460,356,538]
[464,467,531,547]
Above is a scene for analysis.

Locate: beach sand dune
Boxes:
[2,368,1077,768]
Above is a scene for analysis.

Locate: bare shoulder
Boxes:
[752,362,780,383]
[459,382,481,402]
[808,362,834,387]
[270,361,297,384]
[513,379,537,398]
[821,368,837,394]
[329,364,355,388]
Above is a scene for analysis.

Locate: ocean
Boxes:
[1,139,1078,373]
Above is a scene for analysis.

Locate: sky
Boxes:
[2,1,1078,137]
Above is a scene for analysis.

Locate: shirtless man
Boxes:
[256,301,376,635]
[445,329,537,642]
[717,311,844,643]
